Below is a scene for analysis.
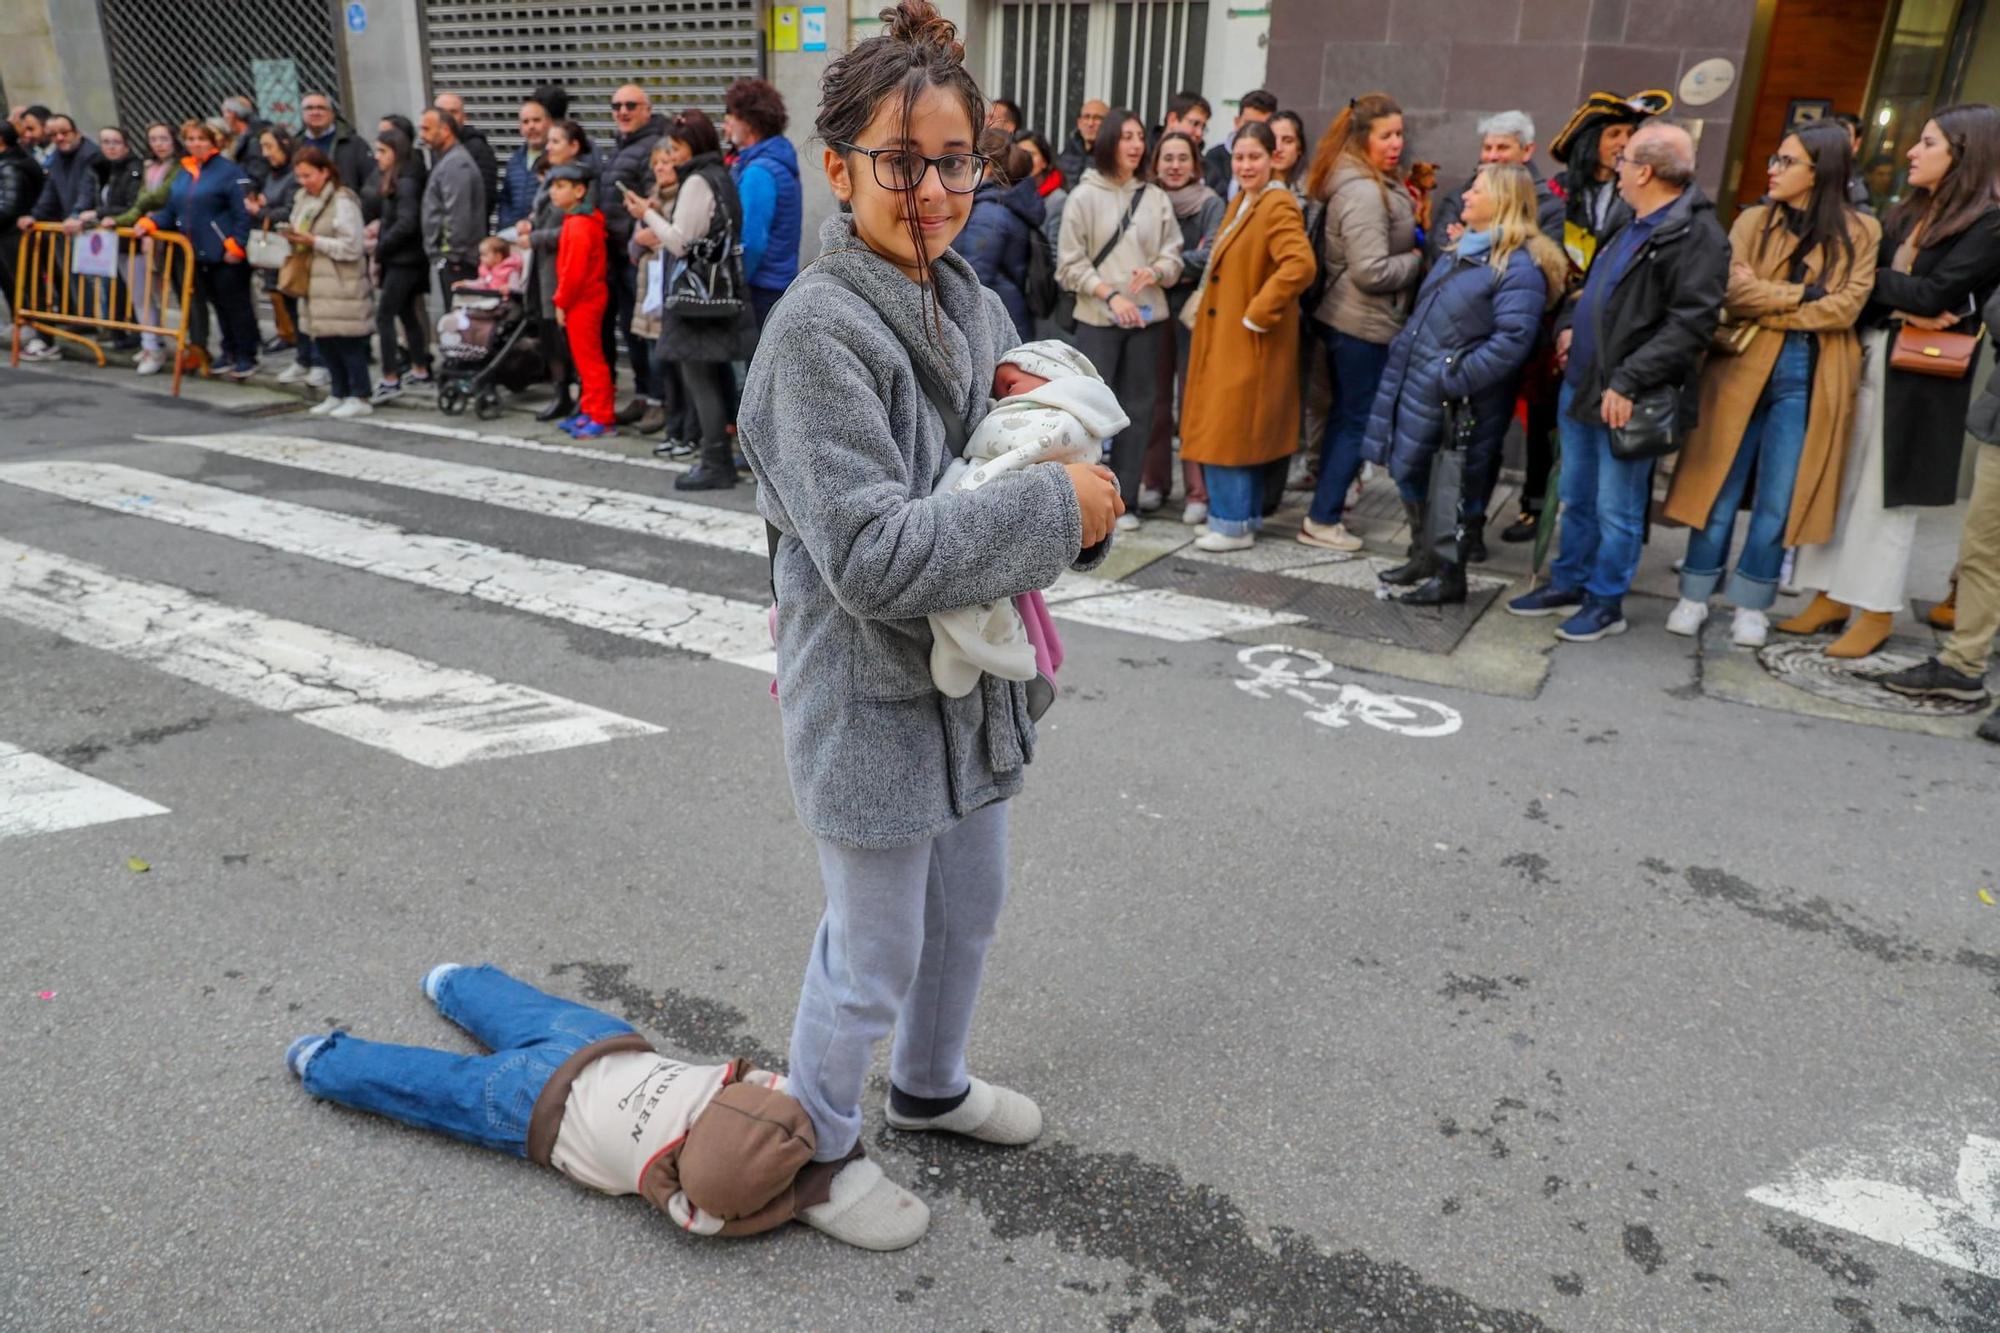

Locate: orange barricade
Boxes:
[9,222,200,394]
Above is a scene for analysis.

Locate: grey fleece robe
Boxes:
[739,215,1107,849]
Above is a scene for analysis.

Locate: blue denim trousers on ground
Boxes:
[1548,381,1657,604]
[299,965,637,1156]
[789,799,1010,1161]
[1679,332,1812,610]
[1308,323,1393,525]
[1202,463,1265,537]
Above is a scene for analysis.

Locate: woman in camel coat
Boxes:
[1664,121,1879,647]
[1178,121,1317,551]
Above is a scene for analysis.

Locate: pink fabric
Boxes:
[1014,590,1063,680]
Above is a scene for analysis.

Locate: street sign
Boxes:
[346,2,367,33]
[801,6,827,51]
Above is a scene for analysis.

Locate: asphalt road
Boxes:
[2,366,1997,1332]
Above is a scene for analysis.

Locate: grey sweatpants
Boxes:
[788,799,1011,1160]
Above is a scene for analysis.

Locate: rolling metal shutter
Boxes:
[99,0,346,133]
[423,0,763,154]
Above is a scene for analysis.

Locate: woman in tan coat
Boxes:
[1662,120,1878,647]
[285,144,377,419]
[1178,121,1318,551]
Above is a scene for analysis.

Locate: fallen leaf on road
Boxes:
[1981,889,1995,906]
[126,857,150,874]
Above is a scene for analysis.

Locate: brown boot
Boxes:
[1929,583,1958,630]
[1824,610,1894,659]
[1776,592,1850,636]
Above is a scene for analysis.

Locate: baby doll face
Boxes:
[992,362,1050,399]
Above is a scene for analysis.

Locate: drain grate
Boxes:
[1124,556,1500,655]
[1756,639,1987,717]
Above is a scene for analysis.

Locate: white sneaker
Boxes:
[1137,485,1164,513]
[275,363,309,384]
[1182,501,1209,526]
[1297,518,1363,552]
[1731,607,1770,648]
[308,396,340,416]
[134,352,165,376]
[1114,512,1141,533]
[330,397,374,419]
[798,1158,930,1251]
[1195,529,1255,552]
[306,366,332,389]
[1665,598,1710,638]
[21,339,59,362]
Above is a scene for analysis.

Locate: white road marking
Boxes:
[1750,1134,2000,1278]
[0,461,777,674]
[143,431,764,555]
[365,417,691,473]
[0,741,168,840]
[143,432,1308,646]
[0,541,662,767]
[1234,644,1463,737]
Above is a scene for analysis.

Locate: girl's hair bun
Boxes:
[880,0,964,63]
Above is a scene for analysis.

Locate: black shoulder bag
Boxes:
[1057,185,1147,334]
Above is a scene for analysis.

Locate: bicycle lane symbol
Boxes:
[1234,644,1463,738]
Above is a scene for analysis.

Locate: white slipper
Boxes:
[798,1158,929,1251]
[884,1077,1042,1145]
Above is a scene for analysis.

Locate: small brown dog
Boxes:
[1404,161,1440,232]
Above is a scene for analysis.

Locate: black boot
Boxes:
[674,439,738,491]
[1500,507,1540,544]
[1379,502,1436,586]
[1400,512,1468,606]
[535,390,576,423]
[1462,522,1489,565]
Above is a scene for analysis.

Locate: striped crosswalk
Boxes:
[1,420,1313,845]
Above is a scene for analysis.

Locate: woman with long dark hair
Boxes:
[1014,129,1067,253]
[248,125,315,380]
[630,108,759,490]
[1056,105,1183,527]
[1269,110,1308,196]
[1783,103,2000,659]
[368,127,433,400]
[1298,92,1420,551]
[738,0,1122,1249]
[1140,128,1222,521]
[1664,122,1879,648]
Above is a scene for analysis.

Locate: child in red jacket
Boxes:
[549,164,614,438]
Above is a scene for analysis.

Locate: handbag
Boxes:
[1421,401,1473,562]
[276,248,311,299]
[1607,383,1683,460]
[1298,195,1336,317]
[665,217,746,322]
[1710,312,1759,356]
[246,225,289,270]
[1058,186,1146,334]
[1890,325,1978,378]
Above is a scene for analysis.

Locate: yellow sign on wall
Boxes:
[770,6,801,51]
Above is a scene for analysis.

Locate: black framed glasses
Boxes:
[611,100,643,112]
[833,141,987,193]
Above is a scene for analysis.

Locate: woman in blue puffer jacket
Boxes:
[139,120,260,377]
[953,144,1047,340]
[1364,162,1564,604]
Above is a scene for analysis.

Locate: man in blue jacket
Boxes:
[722,80,800,330]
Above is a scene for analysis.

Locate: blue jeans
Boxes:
[1680,332,1810,610]
[789,799,1010,1161]
[1202,463,1266,537]
[1308,322,1392,525]
[1549,380,1657,605]
[299,965,637,1156]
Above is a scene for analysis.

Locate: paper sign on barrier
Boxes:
[71,230,120,280]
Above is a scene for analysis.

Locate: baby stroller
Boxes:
[434,288,542,420]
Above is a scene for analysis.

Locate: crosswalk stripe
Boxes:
[0,461,778,673]
[0,740,169,840]
[140,432,764,556]
[0,539,665,767]
[148,431,1306,643]
[366,417,692,474]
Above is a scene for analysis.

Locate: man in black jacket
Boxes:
[1428,110,1564,257]
[433,93,499,224]
[1201,90,1276,195]
[1507,121,1728,643]
[603,85,669,418]
[1057,99,1107,188]
[0,121,55,358]
[222,95,272,193]
[299,92,374,198]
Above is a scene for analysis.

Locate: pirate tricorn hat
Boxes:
[1548,89,1675,165]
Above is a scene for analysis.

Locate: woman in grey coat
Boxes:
[520,119,597,422]
[737,0,1124,1252]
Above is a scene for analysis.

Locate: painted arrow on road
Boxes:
[1749,1133,2000,1277]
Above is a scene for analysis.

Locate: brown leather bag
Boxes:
[1890,325,1978,378]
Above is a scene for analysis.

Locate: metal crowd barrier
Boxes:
[9,222,201,394]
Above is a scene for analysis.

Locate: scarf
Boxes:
[1036,171,1062,199]
[1455,228,1495,260]
[1162,179,1214,220]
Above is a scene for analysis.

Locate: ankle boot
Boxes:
[1823,610,1894,659]
[1929,581,1958,630]
[1776,591,1850,636]
[1379,502,1436,586]
[674,439,739,492]
[535,391,576,423]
